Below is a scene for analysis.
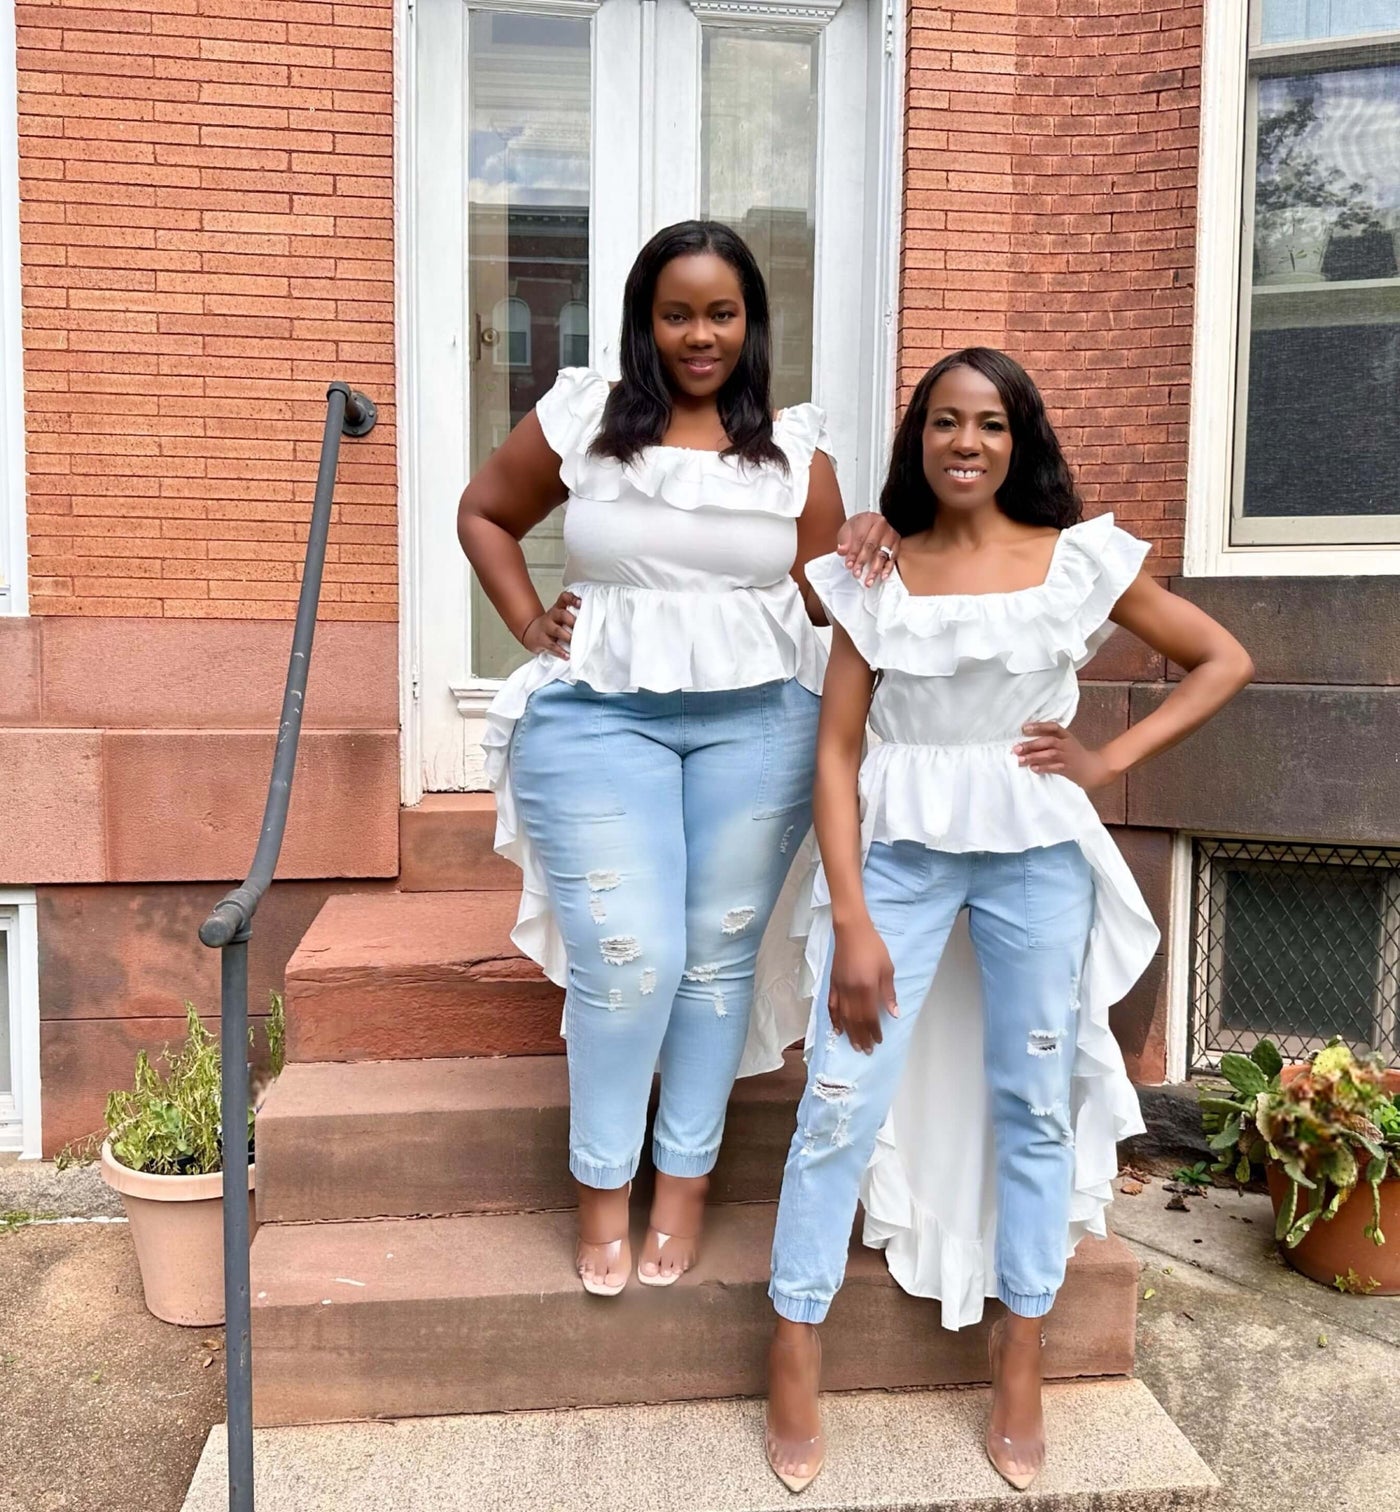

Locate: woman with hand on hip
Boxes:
[458,220,899,1298]
[763,348,1252,1493]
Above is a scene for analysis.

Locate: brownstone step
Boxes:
[284,891,563,1063]
[249,1205,1138,1426]
[398,794,518,892]
[255,1051,809,1223]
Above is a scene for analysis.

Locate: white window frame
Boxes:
[1187,2,1400,576]
[0,890,42,1160]
[0,0,27,616]
[1185,839,1400,1075]
[396,0,904,798]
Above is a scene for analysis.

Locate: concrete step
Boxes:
[185,1379,1219,1511]
[256,1052,808,1223]
[284,891,563,1063]
[398,793,517,892]
[249,1204,1138,1426]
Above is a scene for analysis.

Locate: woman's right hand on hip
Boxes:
[520,591,580,660]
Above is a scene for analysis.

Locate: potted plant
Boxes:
[1202,1039,1400,1294]
[61,995,284,1326]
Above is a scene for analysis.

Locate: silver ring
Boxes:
[877,545,894,559]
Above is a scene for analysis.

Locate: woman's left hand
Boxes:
[1014,722,1122,791]
[836,512,899,586]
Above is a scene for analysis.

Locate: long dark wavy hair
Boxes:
[879,348,1082,537]
[589,220,787,472]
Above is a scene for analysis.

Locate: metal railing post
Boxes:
[220,932,253,1512]
[201,382,377,1512]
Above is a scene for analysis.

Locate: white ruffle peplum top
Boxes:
[482,367,833,989]
[759,515,1161,1330]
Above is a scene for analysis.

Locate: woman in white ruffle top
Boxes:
[763,349,1253,1495]
[457,222,899,1300]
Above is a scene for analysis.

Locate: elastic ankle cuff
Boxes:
[769,1284,830,1325]
[998,1284,1056,1319]
[651,1141,718,1179]
[569,1151,639,1189]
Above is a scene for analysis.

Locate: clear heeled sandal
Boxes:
[637,1227,699,1288]
[764,1333,825,1495]
[985,1319,1047,1492]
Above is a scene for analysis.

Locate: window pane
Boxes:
[1262,1,1400,44]
[0,932,10,1099]
[701,29,819,411]
[1241,64,1400,525]
[1217,862,1381,1047]
[468,10,590,680]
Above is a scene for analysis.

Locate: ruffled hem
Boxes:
[806,514,1149,676]
[535,368,832,521]
[789,796,1155,1332]
[482,578,827,989]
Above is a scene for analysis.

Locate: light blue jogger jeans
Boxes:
[510,677,820,1190]
[769,839,1095,1324]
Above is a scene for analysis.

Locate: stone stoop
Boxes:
[255,885,1136,1447]
[183,1380,1220,1511]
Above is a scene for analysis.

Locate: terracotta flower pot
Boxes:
[1264,1067,1400,1295]
[100,1141,257,1326]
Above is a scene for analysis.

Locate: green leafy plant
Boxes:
[1202,1039,1400,1249]
[1172,1161,1213,1191]
[58,992,287,1177]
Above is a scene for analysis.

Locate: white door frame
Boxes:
[396,0,904,800]
[0,890,42,1159]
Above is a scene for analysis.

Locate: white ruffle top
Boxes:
[482,367,833,985]
[749,514,1160,1329]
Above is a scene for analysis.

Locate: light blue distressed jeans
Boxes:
[510,677,820,1189]
[769,840,1095,1323]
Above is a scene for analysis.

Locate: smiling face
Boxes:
[921,364,1014,513]
[651,251,747,400]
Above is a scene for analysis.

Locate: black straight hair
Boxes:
[589,220,787,472]
[879,347,1082,537]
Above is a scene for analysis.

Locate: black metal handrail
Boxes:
[200,381,377,1512]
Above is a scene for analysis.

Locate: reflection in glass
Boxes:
[1242,62,1400,521]
[468,10,590,679]
[1262,0,1400,44]
[701,29,819,410]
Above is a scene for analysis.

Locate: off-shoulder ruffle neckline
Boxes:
[536,367,831,518]
[807,514,1149,675]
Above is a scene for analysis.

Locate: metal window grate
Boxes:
[1189,838,1400,1074]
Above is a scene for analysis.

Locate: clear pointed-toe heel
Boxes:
[765,1332,825,1495]
[985,1320,1046,1493]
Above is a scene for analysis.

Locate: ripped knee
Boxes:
[799,1075,856,1155]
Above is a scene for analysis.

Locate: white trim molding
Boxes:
[689,0,843,29]
[1165,834,1193,1085]
[1186,1,1400,577]
[0,890,42,1160]
[0,0,27,617]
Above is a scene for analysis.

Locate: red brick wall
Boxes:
[15,0,397,620]
[902,0,1202,573]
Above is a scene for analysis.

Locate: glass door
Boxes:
[405,0,884,793]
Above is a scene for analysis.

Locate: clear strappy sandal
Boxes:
[637,1227,699,1288]
[575,1183,631,1298]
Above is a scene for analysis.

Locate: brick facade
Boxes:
[14,0,397,619]
[902,0,1202,574]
